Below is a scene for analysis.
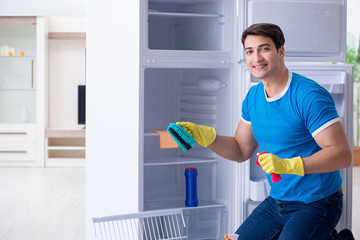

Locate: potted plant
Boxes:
[348,33,360,166]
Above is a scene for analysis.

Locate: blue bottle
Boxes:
[185,167,198,207]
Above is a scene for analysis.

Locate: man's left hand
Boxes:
[257,153,305,176]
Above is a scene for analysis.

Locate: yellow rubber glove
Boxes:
[257,153,305,176]
[176,122,216,147]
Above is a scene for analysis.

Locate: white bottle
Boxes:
[3,45,10,56]
[0,46,4,56]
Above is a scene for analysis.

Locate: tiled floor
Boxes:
[0,168,85,240]
[0,167,357,239]
[352,165,360,239]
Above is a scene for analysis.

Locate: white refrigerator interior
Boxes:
[87,0,352,239]
[142,67,237,239]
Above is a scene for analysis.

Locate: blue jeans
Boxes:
[235,191,343,240]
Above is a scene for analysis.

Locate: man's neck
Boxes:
[262,67,289,98]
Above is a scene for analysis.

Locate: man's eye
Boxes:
[261,47,269,51]
[245,50,252,55]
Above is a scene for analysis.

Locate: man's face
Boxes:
[244,35,284,80]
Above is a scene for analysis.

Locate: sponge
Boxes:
[167,123,196,152]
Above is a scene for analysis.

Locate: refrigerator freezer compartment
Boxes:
[145,0,234,53]
[148,16,223,51]
[148,0,223,15]
[145,199,226,240]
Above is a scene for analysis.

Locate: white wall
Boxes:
[48,39,86,129]
[47,17,86,129]
[86,1,140,240]
[0,0,85,17]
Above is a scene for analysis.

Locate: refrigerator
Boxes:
[88,0,353,239]
[139,0,353,239]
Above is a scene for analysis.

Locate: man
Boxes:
[175,23,354,239]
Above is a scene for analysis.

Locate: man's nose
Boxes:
[253,51,263,61]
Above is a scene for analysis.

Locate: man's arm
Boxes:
[302,121,351,173]
[208,120,258,163]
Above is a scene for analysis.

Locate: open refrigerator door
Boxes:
[238,63,353,230]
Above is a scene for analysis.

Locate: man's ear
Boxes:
[278,46,285,60]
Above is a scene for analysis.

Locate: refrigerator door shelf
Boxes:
[239,0,346,63]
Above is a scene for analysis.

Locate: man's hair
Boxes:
[241,23,285,50]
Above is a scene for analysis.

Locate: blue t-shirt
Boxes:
[242,71,342,204]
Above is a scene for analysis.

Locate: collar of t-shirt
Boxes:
[265,71,293,102]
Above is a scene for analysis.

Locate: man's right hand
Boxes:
[176,122,216,147]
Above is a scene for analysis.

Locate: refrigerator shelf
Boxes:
[145,199,225,211]
[144,157,217,167]
[149,11,222,19]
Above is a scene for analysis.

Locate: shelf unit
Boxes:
[45,129,85,167]
[0,15,46,167]
[46,17,86,167]
[48,32,86,40]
